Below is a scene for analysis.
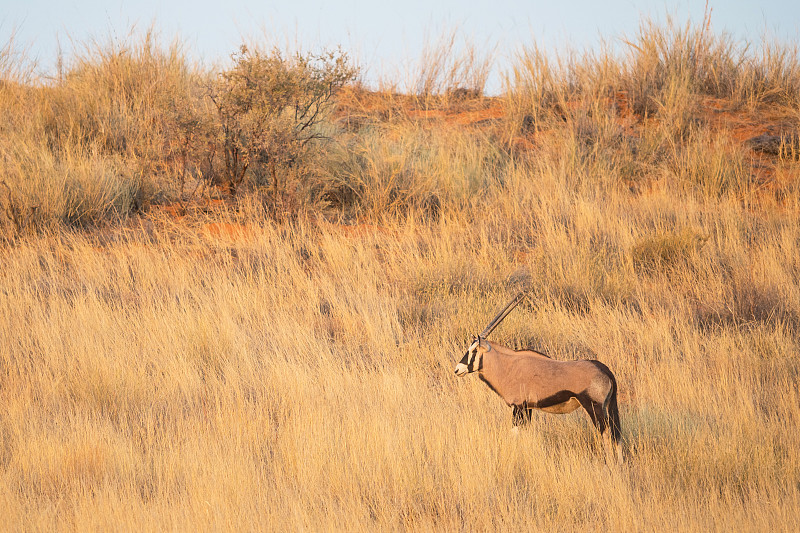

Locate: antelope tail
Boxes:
[608,373,622,443]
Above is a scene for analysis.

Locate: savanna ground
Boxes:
[2,16,800,531]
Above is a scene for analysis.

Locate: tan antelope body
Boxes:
[454,294,623,461]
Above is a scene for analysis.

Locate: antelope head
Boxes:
[454,292,526,377]
[454,336,489,376]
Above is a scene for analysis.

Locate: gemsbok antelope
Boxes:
[454,293,623,462]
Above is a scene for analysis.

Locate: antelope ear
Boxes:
[477,337,490,352]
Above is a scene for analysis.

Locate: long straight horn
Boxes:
[479,292,526,338]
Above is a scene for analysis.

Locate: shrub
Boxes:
[208,45,357,198]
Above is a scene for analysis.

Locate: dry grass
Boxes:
[2,159,799,530]
[2,17,800,532]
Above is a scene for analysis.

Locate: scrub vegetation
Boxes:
[1,15,799,531]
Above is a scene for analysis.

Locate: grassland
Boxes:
[1,18,800,531]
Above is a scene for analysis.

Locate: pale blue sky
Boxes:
[2,1,799,91]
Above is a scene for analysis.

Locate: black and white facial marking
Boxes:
[454,337,485,377]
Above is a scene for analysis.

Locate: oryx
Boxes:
[454,293,623,461]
